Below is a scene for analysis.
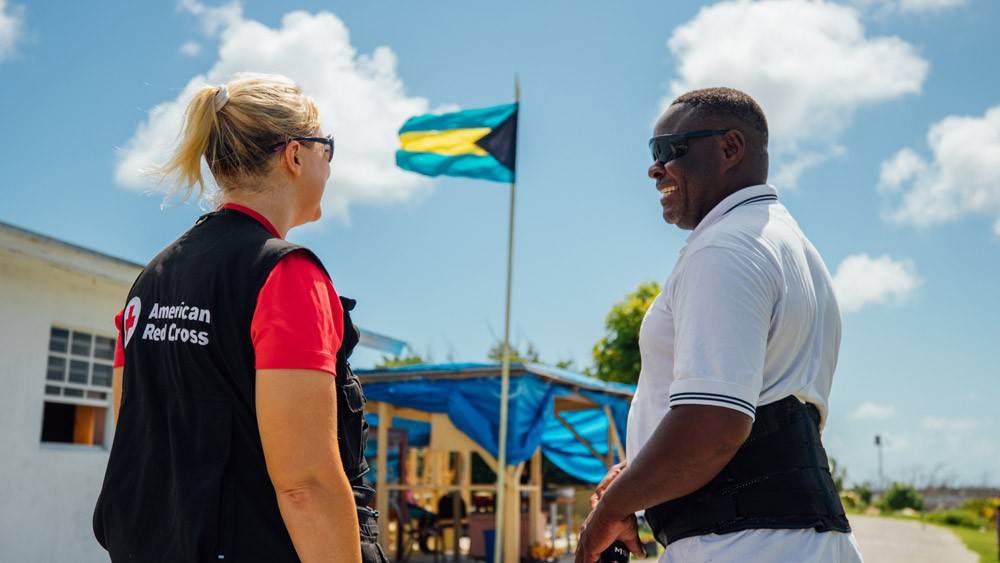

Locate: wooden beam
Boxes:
[554,412,611,470]
[553,395,598,413]
[603,405,625,464]
[382,484,496,492]
[375,402,391,552]
[368,401,432,423]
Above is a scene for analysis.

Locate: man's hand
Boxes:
[575,504,644,563]
[590,461,627,509]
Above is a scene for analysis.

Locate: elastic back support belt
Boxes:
[644,396,850,546]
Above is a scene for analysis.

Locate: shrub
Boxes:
[925,509,988,530]
[840,491,860,511]
[959,497,1000,521]
[853,483,873,506]
[880,482,923,512]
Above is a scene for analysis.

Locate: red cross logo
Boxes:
[123,296,141,347]
[125,305,136,333]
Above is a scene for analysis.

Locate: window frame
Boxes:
[38,322,117,450]
[43,325,114,410]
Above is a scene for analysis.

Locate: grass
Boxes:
[937,524,996,563]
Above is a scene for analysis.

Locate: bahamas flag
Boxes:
[396,103,518,183]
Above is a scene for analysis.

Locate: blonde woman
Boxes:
[93,74,384,563]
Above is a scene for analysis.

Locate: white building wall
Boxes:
[0,250,132,563]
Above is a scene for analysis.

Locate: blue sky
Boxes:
[2,0,998,487]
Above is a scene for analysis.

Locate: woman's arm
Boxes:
[112,367,123,423]
[256,368,361,563]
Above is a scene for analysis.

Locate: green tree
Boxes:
[829,457,847,493]
[487,340,540,363]
[374,352,426,369]
[591,281,661,384]
[486,340,577,369]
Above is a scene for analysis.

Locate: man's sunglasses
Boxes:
[649,129,729,164]
[268,134,335,162]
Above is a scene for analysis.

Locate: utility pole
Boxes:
[874,434,884,491]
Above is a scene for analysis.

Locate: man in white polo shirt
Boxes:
[576,87,863,563]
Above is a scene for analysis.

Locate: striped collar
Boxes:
[686,184,778,244]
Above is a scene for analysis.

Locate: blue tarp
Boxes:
[356,362,634,484]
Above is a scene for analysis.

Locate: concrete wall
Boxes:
[0,249,131,563]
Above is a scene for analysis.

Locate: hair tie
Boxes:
[213,85,229,112]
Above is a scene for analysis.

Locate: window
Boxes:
[41,326,114,446]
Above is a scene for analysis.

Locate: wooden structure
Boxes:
[362,365,631,563]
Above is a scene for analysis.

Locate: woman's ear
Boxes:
[282,141,303,177]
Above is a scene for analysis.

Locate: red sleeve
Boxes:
[251,250,344,376]
[113,309,125,368]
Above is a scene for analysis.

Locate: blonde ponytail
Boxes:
[156,73,321,200]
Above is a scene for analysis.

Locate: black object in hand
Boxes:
[598,540,631,563]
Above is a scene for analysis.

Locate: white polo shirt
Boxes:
[626,184,862,562]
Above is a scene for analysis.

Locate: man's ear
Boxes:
[282,141,303,177]
[721,129,747,170]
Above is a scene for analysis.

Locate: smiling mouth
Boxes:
[658,185,678,196]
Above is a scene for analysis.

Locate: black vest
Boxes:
[644,396,850,546]
[93,209,372,562]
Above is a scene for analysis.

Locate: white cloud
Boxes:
[881,105,1000,235]
[117,3,434,219]
[178,41,201,57]
[773,145,846,188]
[878,147,926,194]
[922,416,977,431]
[664,0,928,187]
[851,402,896,420]
[178,0,241,36]
[832,254,921,313]
[0,0,24,61]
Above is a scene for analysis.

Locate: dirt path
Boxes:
[850,514,978,563]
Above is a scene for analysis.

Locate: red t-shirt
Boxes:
[113,204,344,376]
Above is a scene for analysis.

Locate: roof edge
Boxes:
[0,220,145,270]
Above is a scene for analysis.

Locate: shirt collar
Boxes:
[686,184,778,244]
[220,203,283,239]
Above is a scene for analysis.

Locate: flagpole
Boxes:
[493,74,519,563]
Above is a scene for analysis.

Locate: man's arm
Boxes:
[257,369,361,563]
[601,403,750,518]
[576,404,750,563]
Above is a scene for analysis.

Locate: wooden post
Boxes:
[375,402,391,553]
[995,505,999,561]
[529,449,542,547]
[461,450,472,509]
[502,463,525,563]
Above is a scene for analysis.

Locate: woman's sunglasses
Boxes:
[648,129,729,164]
[268,134,335,163]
